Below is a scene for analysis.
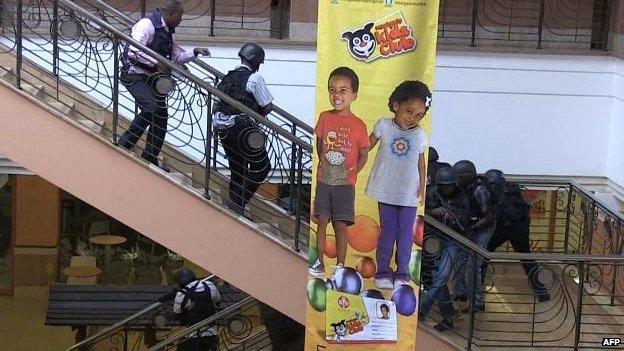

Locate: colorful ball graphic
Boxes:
[392,284,417,316]
[356,256,377,279]
[307,278,328,312]
[361,289,385,300]
[413,216,424,247]
[347,215,380,253]
[331,266,363,295]
[408,250,422,285]
[325,236,337,258]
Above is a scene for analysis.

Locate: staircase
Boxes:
[1,1,622,351]
[0,0,312,322]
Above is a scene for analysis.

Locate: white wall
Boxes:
[13,39,621,186]
[607,60,624,187]
[206,48,619,184]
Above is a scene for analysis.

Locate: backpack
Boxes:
[179,281,216,326]
[497,181,530,223]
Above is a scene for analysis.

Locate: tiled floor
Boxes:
[0,287,74,351]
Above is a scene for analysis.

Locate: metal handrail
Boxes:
[425,215,624,264]
[60,0,312,152]
[65,302,163,351]
[83,0,314,135]
[147,296,256,351]
[65,275,216,351]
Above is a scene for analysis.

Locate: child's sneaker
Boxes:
[329,263,344,280]
[374,277,394,290]
[308,259,325,277]
[394,279,410,289]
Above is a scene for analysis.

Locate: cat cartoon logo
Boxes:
[341,23,376,61]
[341,11,417,62]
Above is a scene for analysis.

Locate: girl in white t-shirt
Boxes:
[365,81,432,290]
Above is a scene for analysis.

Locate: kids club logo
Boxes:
[341,11,417,62]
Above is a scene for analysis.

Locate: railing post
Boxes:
[123,324,129,351]
[585,200,596,255]
[52,0,59,76]
[573,263,585,350]
[204,91,213,200]
[465,252,478,350]
[15,0,22,89]
[292,145,304,252]
[470,0,478,47]
[537,0,545,49]
[112,37,120,143]
[210,0,216,36]
[563,184,573,254]
[610,264,618,305]
[0,0,4,36]
[140,0,146,17]
[289,125,297,215]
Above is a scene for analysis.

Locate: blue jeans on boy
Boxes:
[420,239,458,317]
[375,203,417,281]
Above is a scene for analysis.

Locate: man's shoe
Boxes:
[453,294,467,302]
[433,317,453,332]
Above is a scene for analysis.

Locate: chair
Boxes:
[66,255,98,285]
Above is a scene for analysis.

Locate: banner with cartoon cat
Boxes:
[305,0,440,350]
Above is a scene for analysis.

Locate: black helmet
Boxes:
[453,160,477,177]
[435,166,456,185]
[428,147,439,162]
[238,43,265,70]
[485,169,505,185]
[175,267,196,288]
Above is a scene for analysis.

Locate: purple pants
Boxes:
[375,202,417,281]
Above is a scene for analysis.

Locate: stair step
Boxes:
[48,100,75,116]
[77,118,103,133]
[21,82,44,98]
[0,66,14,81]
[167,172,193,187]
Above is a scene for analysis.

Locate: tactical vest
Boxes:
[495,181,530,223]
[215,67,261,115]
[466,178,494,222]
[179,281,216,326]
[121,10,173,73]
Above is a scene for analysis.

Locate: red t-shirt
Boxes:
[314,110,369,186]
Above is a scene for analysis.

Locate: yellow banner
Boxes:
[306,0,439,350]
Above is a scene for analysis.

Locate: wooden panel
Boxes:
[14,175,60,247]
[13,247,58,286]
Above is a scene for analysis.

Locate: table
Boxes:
[89,235,127,280]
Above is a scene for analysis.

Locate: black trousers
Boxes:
[177,335,218,351]
[118,74,168,165]
[487,219,549,296]
[218,118,271,209]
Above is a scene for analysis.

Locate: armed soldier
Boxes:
[452,160,496,312]
[420,166,471,332]
[212,43,273,216]
[485,169,550,302]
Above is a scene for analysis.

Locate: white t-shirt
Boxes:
[365,118,427,207]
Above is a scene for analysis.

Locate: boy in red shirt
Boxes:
[309,67,369,276]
